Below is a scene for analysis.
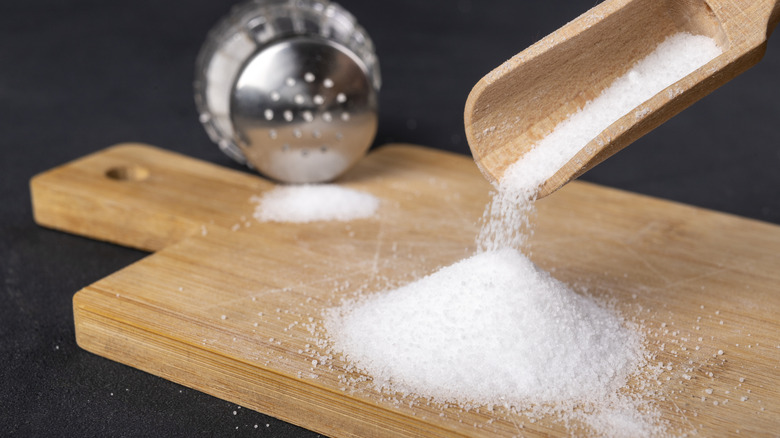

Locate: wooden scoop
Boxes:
[465,0,780,198]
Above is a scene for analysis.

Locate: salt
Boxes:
[251,185,380,223]
[479,33,721,251]
[327,249,643,406]
[324,32,721,434]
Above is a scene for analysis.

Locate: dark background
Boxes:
[2,1,778,436]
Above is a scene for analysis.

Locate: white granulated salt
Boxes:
[251,185,379,223]
[327,249,643,406]
[479,33,721,251]
[324,32,721,434]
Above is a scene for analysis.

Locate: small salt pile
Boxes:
[251,185,379,223]
[324,32,722,434]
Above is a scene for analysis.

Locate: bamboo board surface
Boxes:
[31,143,780,436]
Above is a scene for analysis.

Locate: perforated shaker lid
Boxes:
[194,0,381,183]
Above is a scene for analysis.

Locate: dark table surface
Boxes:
[2,1,779,436]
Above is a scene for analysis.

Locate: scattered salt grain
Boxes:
[251,185,379,223]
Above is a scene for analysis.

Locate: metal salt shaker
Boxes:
[194,0,380,183]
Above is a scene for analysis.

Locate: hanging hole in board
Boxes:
[105,165,150,182]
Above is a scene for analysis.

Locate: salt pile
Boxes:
[252,185,379,223]
[323,33,722,434]
[327,249,642,406]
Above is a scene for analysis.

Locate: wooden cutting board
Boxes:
[31,143,780,436]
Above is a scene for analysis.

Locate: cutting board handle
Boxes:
[30,143,270,252]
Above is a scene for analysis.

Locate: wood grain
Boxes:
[464,0,780,198]
[31,143,780,436]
